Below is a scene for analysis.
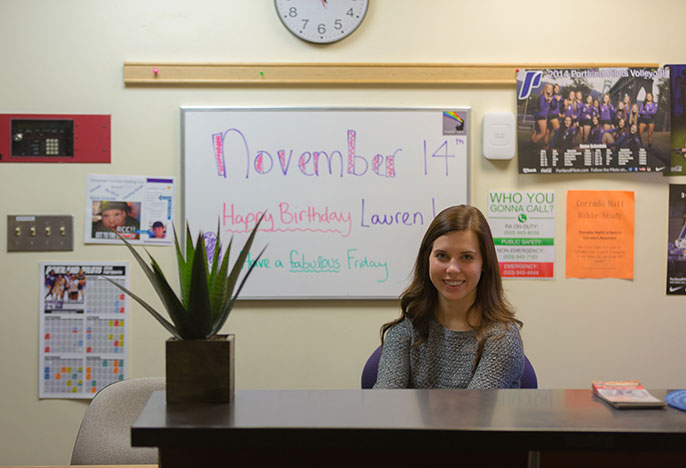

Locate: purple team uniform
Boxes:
[611,131,642,152]
[550,125,577,150]
[536,93,551,120]
[565,102,581,124]
[589,126,607,144]
[600,103,615,124]
[638,101,658,124]
[580,103,594,125]
[549,94,562,119]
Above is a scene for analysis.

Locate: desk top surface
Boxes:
[1,466,156,468]
[131,389,686,451]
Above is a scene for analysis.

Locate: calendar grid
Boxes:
[40,263,129,399]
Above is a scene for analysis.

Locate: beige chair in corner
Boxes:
[71,377,165,465]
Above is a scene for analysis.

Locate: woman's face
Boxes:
[553,84,560,93]
[569,91,575,100]
[564,116,572,127]
[619,119,626,128]
[603,94,610,104]
[593,99,599,107]
[646,93,654,102]
[101,209,127,230]
[592,116,599,126]
[586,95,592,104]
[429,230,483,311]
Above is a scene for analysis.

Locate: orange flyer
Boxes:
[566,191,634,279]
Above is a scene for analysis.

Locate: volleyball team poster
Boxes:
[516,67,670,174]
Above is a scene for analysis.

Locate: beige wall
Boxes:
[1,0,686,464]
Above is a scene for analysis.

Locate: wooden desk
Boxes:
[132,389,686,468]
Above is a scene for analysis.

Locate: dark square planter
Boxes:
[165,334,234,403]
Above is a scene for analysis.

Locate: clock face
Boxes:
[274,0,369,44]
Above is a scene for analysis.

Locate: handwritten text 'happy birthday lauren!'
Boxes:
[213,127,460,237]
[209,128,463,283]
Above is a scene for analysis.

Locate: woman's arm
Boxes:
[467,323,524,389]
[373,319,412,389]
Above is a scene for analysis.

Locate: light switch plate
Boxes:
[7,215,74,251]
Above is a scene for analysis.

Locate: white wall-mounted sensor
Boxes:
[482,112,515,160]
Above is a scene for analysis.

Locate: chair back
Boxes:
[361,345,538,389]
[361,345,383,389]
[71,377,165,465]
[521,355,538,389]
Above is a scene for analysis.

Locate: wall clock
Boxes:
[274,0,369,44]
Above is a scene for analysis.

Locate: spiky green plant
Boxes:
[104,218,266,340]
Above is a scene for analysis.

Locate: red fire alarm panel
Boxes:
[0,114,110,163]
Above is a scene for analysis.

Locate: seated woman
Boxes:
[588,116,607,144]
[601,118,627,146]
[610,123,643,153]
[549,115,577,151]
[373,205,524,389]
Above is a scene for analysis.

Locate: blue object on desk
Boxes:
[665,390,686,411]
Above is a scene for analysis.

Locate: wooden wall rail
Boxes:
[123,63,660,87]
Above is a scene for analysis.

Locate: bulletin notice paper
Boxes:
[566,191,634,279]
[488,191,555,278]
[40,262,129,399]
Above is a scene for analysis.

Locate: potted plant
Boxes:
[105,218,265,403]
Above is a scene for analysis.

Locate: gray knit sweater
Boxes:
[373,316,524,389]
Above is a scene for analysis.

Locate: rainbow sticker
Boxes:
[443,111,464,125]
[442,110,466,135]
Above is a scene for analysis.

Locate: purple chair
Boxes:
[521,355,538,389]
[360,345,384,389]
[361,345,538,389]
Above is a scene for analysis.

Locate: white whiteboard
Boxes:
[182,107,470,299]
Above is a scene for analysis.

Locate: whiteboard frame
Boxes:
[181,106,471,300]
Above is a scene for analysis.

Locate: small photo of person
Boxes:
[91,200,141,240]
[149,221,167,239]
[75,267,87,301]
[44,269,57,300]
